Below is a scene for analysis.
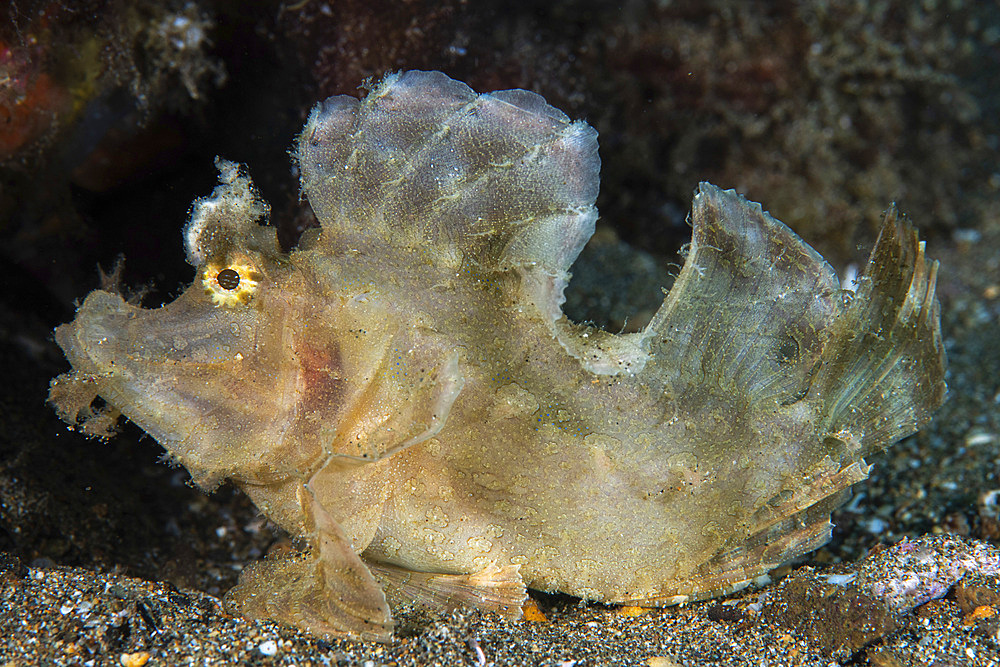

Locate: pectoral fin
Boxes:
[224,486,393,641]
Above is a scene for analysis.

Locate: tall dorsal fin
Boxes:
[296,70,599,280]
[643,183,844,406]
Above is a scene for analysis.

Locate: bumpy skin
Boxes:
[49,71,946,641]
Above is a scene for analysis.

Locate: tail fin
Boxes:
[813,206,946,455]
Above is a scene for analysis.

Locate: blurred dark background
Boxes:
[2,0,999,595]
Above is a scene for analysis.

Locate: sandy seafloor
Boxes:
[3,1,1000,665]
[2,231,999,667]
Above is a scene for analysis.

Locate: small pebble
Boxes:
[617,605,650,617]
[258,639,278,656]
[965,431,997,447]
[120,652,150,667]
[826,573,857,586]
[521,598,548,622]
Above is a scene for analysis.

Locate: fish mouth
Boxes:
[55,290,137,376]
[56,287,260,375]
[51,287,302,489]
[49,290,146,441]
[51,288,239,448]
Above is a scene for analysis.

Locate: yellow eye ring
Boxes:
[202,261,261,306]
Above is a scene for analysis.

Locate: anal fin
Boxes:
[621,511,836,607]
[666,471,863,605]
[367,560,527,620]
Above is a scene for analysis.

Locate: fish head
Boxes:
[50,160,331,489]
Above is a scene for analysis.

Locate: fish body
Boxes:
[50,71,946,640]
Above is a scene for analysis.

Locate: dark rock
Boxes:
[0,551,28,582]
[761,568,902,659]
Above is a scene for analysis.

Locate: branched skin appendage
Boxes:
[49,71,946,641]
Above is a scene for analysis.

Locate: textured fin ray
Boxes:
[623,496,843,607]
[368,561,526,619]
[813,206,946,454]
[644,183,842,406]
[297,70,599,276]
[638,185,945,606]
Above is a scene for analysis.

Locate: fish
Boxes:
[49,70,946,641]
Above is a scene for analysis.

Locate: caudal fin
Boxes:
[812,205,946,456]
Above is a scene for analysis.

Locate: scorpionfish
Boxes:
[50,71,946,641]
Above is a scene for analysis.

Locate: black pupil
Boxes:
[217,268,240,290]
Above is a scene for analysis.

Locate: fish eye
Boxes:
[217,268,241,290]
[202,261,260,306]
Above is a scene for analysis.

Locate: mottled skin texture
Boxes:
[49,71,946,641]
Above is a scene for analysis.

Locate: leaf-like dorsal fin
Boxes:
[296,70,599,278]
[644,183,843,406]
[183,158,278,266]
